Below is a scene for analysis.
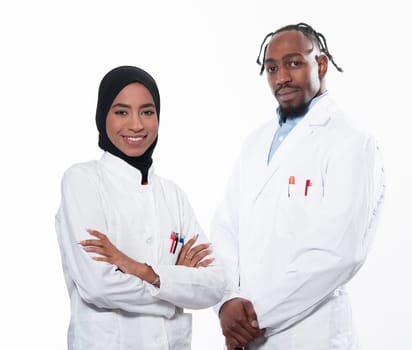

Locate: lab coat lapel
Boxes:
[253,96,333,201]
[251,123,312,201]
[246,120,279,202]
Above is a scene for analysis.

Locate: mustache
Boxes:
[275,84,301,95]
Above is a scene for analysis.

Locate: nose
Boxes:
[128,113,144,132]
[275,66,291,86]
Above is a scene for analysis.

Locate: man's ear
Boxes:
[317,54,328,79]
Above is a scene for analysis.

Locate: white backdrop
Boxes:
[1,1,410,349]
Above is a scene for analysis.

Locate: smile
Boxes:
[123,135,146,145]
[125,136,144,141]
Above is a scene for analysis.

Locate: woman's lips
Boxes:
[123,135,145,145]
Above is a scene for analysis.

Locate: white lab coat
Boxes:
[55,152,225,350]
[211,95,385,350]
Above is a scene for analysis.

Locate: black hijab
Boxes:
[95,66,160,184]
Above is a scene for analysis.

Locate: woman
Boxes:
[55,65,225,349]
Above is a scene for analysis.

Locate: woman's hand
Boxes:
[80,229,142,275]
[175,234,214,268]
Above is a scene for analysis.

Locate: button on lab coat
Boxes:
[211,95,385,349]
[55,152,225,349]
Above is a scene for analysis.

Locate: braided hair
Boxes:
[256,22,343,75]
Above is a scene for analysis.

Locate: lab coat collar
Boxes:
[305,93,333,127]
[100,151,155,186]
[272,94,334,162]
[252,94,335,201]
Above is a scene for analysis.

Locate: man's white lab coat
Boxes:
[211,95,385,349]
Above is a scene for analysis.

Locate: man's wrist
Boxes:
[219,297,241,317]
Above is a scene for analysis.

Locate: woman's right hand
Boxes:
[176,235,213,268]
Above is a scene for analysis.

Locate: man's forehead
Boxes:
[268,30,315,53]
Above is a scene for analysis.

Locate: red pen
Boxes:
[304,179,311,196]
[169,232,177,253]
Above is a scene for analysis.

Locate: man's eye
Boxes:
[289,61,301,68]
[266,66,278,73]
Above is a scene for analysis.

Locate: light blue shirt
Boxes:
[267,92,328,163]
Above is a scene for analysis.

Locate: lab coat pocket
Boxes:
[289,298,332,350]
[162,231,184,264]
[279,175,323,237]
[287,175,321,200]
[70,310,119,349]
[165,312,192,349]
[329,291,356,349]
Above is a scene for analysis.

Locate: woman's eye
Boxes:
[142,110,155,117]
[114,110,128,116]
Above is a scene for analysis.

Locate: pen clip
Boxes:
[172,233,179,254]
[304,179,311,196]
[169,232,177,253]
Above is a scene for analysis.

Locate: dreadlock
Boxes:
[256,22,343,75]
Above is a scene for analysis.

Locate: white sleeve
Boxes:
[255,135,386,334]
[55,165,175,317]
[149,188,226,310]
[209,157,245,313]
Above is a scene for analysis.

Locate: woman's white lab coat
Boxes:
[55,152,225,349]
[211,95,385,349]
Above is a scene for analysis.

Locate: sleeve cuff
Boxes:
[213,291,243,315]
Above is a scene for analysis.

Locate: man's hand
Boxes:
[219,298,265,349]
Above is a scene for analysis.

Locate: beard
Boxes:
[279,102,310,120]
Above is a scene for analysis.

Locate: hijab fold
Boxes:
[95,66,160,184]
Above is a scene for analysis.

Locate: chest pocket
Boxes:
[287,174,323,201]
[152,185,185,265]
[274,170,325,239]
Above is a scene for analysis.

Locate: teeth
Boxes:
[126,136,143,141]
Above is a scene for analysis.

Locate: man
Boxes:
[211,23,385,350]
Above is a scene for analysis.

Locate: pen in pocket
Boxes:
[169,232,186,254]
[169,232,177,253]
[288,175,296,197]
[304,179,312,196]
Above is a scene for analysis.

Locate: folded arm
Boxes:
[56,166,175,317]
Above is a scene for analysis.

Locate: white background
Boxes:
[1,0,410,349]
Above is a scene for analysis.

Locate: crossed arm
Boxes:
[80,229,262,350]
[80,228,214,288]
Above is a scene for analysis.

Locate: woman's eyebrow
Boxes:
[140,103,156,109]
[111,102,131,109]
[111,102,155,109]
